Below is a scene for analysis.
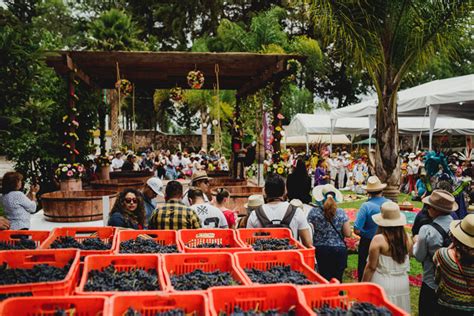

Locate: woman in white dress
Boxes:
[362,201,412,313]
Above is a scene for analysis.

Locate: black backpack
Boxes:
[429,222,451,248]
[254,204,298,230]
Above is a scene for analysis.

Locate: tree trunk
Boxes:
[375,83,400,201]
[108,90,120,151]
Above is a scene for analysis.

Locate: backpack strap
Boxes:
[429,222,449,245]
[281,204,298,227]
[255,205,272,227]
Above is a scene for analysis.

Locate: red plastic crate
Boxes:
[116,230,182,253]
[208,284,313,316]
[301,283,409,316]
[0,249,80,299]
[162,252,249,292]
[76,254,165,296]
[236,228,316,267]
[235,250,328,285]
[178,229,250,253]
[0,295,108,315]
[110,293,209,316]
[40,227,117,256]
[0,230,50,250]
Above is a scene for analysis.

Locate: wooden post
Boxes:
[99,90,107,156]
[231,96,243,179]
[67,72,77,162]
[271,79,283,155]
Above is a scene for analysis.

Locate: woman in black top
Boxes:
[108,188,146,229]
[286,158,312,204]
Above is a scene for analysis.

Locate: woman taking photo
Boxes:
[307,184,351,282]
[108,188,145,229]
[434,214,474,316]
[362,201,412,313]
[1,172,39,230]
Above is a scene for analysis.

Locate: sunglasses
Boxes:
[124,198,138,204]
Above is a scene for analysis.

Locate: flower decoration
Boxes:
[55,163,85,180]
[169,87,184,104]
[275,126,282,132]
[115,79,133,96]
[187,70,205,89]
[265,160,291,177]
[277,113,285,120]
[286,59,302,74]
[96,155,111,168]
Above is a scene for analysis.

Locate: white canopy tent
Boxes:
[283,134,351,146]
[286,113,474,152]
[330,74,474,149]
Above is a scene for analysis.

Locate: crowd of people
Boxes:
[1,147,473,315]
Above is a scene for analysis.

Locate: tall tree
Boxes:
[313,1,470,198]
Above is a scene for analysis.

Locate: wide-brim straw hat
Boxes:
[450,214,474,248]
[408,153,416,159]
[244,194,264,209]
[191,170,209,183]
[312,184,343,203]
[372,201,407,227]
[422,189,458,213]
[362,176,387,192]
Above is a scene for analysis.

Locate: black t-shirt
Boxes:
[412,205,432,236]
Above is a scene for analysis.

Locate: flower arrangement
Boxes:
[246,163,258,179]
[265,160,291,177]
[96,155,111,168]
[115,79,133,96]
[55,163,85,180]
[187,70,205,89]
[169,87,184,103]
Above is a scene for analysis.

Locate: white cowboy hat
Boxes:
[372,201,407,227]
[422,189,458,213]
[362,176,387,193]
[450,214,474,248]
[244,194,264,209]
[312,184,343,203]
[408,153,416,159]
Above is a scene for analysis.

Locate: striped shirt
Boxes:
[434,247,474,312]
[148,200,201,230]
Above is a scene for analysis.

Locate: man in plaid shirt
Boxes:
[148,180,201,230]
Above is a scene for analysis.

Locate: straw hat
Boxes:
[450,214,474,248]
[372,201,407,227]
[408,153,416,159]
[244,195,264,209]
[312,184,343,203]
[422,189,458,213]
[363,176,387,192]
[191,170,209,183]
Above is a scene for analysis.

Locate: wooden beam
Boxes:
[236,58,287,98]
[65,54,95,88]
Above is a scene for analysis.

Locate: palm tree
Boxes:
[86,8,146,150]
[312,1,470,199]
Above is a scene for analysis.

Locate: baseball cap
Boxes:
[146,177,164,197]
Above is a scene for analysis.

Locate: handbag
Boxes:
[325,215,347,249]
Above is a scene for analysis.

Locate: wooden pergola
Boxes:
[46,51,305,177]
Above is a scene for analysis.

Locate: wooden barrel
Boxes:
[207,170,230,178]
[41,190,117,222]
[211,186,264,215]
[209,177,247,187]
[109,170,154,183]
[90,179,144,192]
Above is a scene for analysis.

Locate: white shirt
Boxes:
[191,203,228,228]
[111,157,124,171]
[246,201,310,238]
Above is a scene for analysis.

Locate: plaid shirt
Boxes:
[148,199,201,230]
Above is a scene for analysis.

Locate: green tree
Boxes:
[313,1,470,197]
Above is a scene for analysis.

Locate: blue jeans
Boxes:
[316,246,347,282]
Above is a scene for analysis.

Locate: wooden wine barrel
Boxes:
[90,179,144,192]
[109,170,154,183]
[209,177,247,187]
[41,190,117,222]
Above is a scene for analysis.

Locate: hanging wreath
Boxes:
[187,70,205,89]
[285,59,302,82]
[169,87,184,103]
[115,79,133,96]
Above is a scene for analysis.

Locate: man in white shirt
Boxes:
[188,187,228,228]
[246,174,313,247]
[111,151,124,171]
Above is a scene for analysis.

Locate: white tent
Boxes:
[330,74,474,149]
[284,134,351,146]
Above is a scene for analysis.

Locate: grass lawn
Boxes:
[338,192,424,209]
[343,254,422,315]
